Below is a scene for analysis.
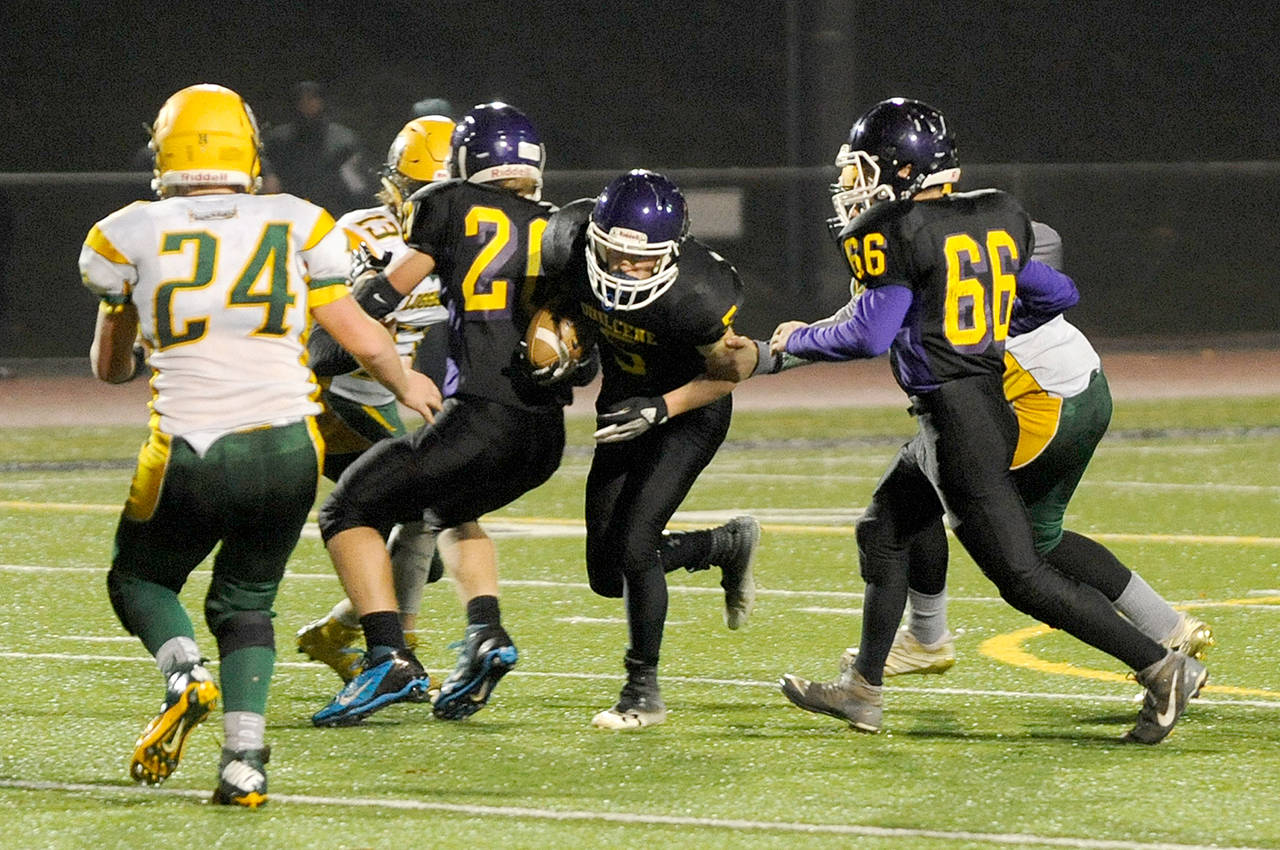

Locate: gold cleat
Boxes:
[1164,613,1215,660]
[130,667,219,785]
[840,629,956,677]
[296,615,363,682]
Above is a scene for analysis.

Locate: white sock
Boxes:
[907,588,950,646]
[1114,573,1180,644]
[329,597,359,629]
[155,636,202,678]
[224,711,266,753]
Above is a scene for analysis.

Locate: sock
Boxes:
[1114,573,1181,644]
[907,588,950,646]
[360,610,405,654]
[329,597,359,629]
[223,710,266,753]
[854,581,908,687]
[388,520,435,615]
[155,635,203,678]
[218,646,275,714]
[466,595,501,626]
[659,528,714,573]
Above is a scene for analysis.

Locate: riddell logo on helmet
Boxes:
[486,164,532,178]
[183,171,235,183]
[608,226,648,244]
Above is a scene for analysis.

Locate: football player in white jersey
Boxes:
[296,115,455,682]
[78,84,440,807]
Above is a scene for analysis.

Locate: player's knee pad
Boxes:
[994,576,1061,627]
[585,553,625,598]
[205,575,279,652]
[316,489,358,542]
[855,513,905,585]
[208,609,275,656]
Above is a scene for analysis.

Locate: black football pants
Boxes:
[853,374,1165,684]
[584,395,732,667]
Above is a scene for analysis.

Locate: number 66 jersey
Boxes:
[838,189,1038,395]
[78,192,351,443]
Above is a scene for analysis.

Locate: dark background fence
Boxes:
[1,162,1276,359]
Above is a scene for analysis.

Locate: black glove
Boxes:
[351,244,392,279]
[593,396,668,443]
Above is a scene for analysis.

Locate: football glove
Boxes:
[593,396,668,443]
[351,244,393,279]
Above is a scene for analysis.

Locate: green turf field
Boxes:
[1,398,1277,849]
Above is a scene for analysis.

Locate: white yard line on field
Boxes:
[0,778,1270,850]
[1,650,1277,710]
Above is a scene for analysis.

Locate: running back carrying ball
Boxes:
[525,306,583,381]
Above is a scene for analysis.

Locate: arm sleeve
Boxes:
[785,284,912,361]
[1010,259,1080,335]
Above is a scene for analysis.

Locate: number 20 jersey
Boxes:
[838,189,1034,395]
[78,192,350,438]
[401,179,561,410]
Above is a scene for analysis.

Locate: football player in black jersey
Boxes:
[755,99,1204,743]
[540,170,761,729]
[312,103,569,726]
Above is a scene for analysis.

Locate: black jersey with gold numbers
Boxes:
[542,199,744,408]
[402,179,561,410]
[837,189,1034,394]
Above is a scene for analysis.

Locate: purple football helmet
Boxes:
[831,97,961,226]
[586,169,689,311]
[448,102,545,196]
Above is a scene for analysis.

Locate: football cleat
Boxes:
[592,657,667,730]
[296,615,363,683]
[1163,612,1215,661]
[780,667,883,733]
[839,629,956,677]
[432,624,518,721]
[210,746,269,809]
[311,648,432,727]
[130,664,219,785]
[714,515,760,630]
[1125,650,1207,744]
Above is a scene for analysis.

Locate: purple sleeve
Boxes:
[785,284,912,361]
[1010,260,1079,335]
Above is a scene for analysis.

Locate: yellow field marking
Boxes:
[5,502,1280,548]
[980,597,1280,698]
[0,500,120,514]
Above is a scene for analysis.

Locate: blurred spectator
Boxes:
[410,96,454,119]
[263,81,370,215]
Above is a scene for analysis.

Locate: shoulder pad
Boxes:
[542,198,593,276]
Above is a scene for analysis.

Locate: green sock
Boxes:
[218,647,276,715]
[113,574,197,656]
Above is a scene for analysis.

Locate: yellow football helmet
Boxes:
[378,115,455,214]
[150,83,262,197]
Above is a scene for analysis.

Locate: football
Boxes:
[525,306,584,373]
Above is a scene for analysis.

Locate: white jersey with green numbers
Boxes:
[78,192,350,448]
[330,204,448,407]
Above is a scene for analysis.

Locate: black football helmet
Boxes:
[830,98,960,226]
